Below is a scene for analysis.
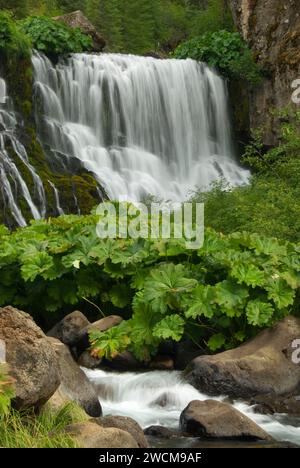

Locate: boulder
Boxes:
[186,316,300,398]
[48,338,102,417]
[0,306,60,410]
[149,355,174,371]
[54,10,106,52]
[65,421,138,448]
[250,394,300,417]
[42,387,89,421]
[77,315,123,352]
[95,416,149,448]
[44,386,72,412]
[77,350,102,369]
[180,400,272,440]
[47,311,90,349]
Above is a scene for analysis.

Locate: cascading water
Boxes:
[84,369,300,446]
[0,76,46,226]
[47,180,64,216]
[32,52,250,202]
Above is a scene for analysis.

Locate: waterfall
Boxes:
[48,180,64,215]
[84,368,300,445]
[32,52,250,202]
[0,76,46,226]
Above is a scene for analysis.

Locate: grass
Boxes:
[0,402,87,448]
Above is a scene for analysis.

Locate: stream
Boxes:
[84,368,300,447]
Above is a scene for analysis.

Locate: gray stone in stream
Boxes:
[180,400,272,440]
[94,416,149,448]
[251,394,300,416]
[185,316,300,398]
[48,337,102,417]
[0,306,60,410]
[144,426,190,439]
[47,311,90,348]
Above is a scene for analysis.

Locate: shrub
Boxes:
[0,10,31,59]
[173,30,262,84]
[192,112,300,243]
[0,210,299,360]
[242,110,300,171]
[19,16,93,55]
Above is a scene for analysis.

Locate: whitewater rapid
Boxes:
[84,368,300,446]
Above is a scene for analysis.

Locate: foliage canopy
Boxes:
[20,16,93,55]
[173,30,262,84]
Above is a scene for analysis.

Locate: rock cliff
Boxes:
[228,0,300,145]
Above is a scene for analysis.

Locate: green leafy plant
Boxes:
[242,110,300,171]
[0,10,31,59]
[173,30,262,84]
[19,16,93,55]
[0,207,299,361]
[194,111,300,243]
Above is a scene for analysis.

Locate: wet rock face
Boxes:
[228,0,300,146]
